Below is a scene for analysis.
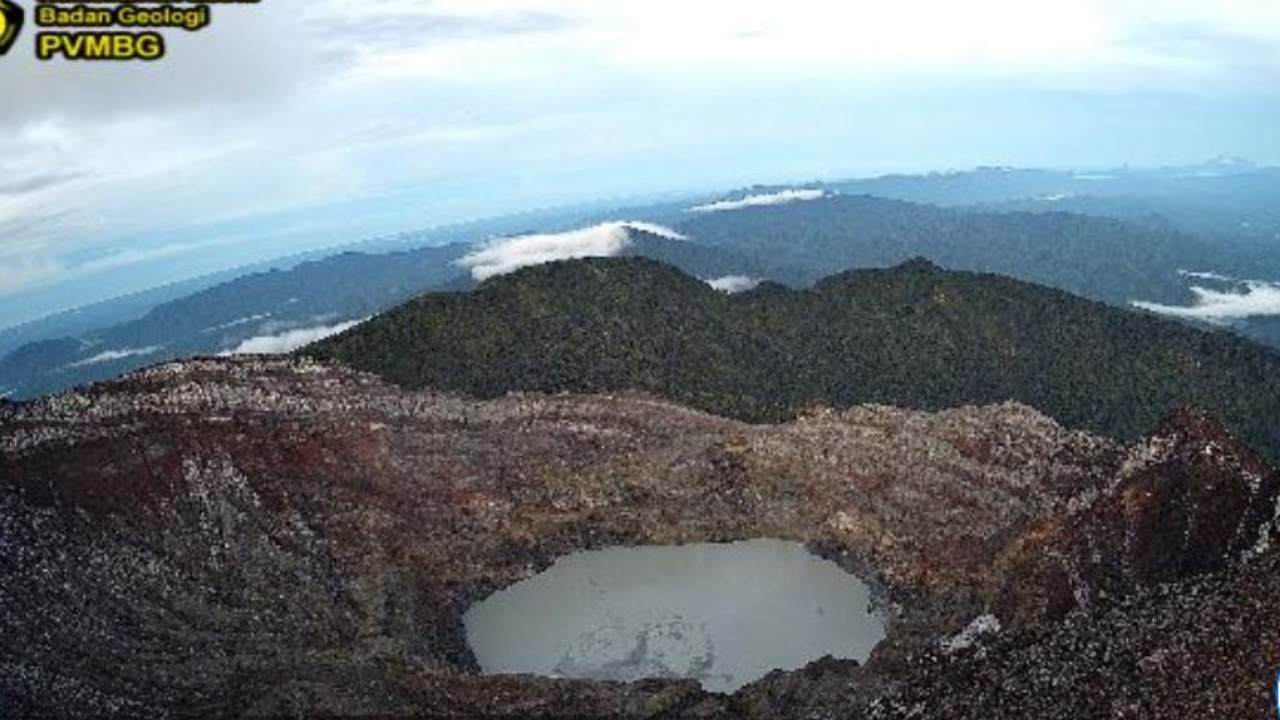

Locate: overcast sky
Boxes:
[2,0,1280,328]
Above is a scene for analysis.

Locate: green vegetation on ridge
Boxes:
[307,257,1280,459]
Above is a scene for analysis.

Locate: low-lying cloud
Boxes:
[689,189,829,213]
[457,221,686,281]
[1178,269,1237,282]
[621,222,688,241]
[1133,272,1280,323]
[67,345,163,368]
[206,314,272,333]
[223,318,367,355]
[706,276,761,293]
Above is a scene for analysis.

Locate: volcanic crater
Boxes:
[2,357,1277,718]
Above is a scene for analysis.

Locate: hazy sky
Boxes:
[2,0,1280,328]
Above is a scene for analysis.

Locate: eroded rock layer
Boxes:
[1,358,1276,718]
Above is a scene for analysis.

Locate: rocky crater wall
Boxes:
[1,358,1276,718]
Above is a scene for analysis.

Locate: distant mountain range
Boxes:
[308,257,1280,461]
[0,230,766,400]
[678,194,1280,302]
[825,160,1280,239]
[0,244,480,399]
[5,162,1280,400]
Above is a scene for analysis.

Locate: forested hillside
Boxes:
[309,257,1280,460]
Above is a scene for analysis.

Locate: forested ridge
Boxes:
[309,257,1280,459]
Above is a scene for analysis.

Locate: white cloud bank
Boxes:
[1133,273,1280,324]
[689,189,829,213]
[706,276,761,294]
[223,318,368,355]
[457,221,686,281]
[68,345,163,368]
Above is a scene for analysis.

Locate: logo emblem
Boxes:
[0,0,24,56]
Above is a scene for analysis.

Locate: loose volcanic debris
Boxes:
[1,357,1276,718]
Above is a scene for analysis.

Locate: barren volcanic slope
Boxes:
[1,358,1277,718]
[308,256,1280,460]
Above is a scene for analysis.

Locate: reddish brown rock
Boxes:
[988,406,1280,630]
[1,358,1274,718]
